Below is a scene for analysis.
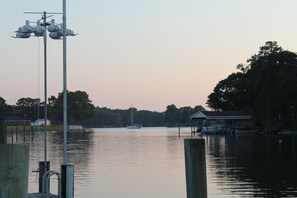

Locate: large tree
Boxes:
[0,97,13,118]
[15,97,40,120]
[207,41,297,129]
[52,90,95,124]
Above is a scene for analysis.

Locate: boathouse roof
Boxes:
[190,111,252,120]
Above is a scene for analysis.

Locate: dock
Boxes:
[28,193,58,198]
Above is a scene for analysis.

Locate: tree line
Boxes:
[207,41,297,131]
[0,91,205,127]
[5,41,291,130]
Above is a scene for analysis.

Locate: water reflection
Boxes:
[11,128,297,197]
[205,134,297,197]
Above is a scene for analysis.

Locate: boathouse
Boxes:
[190,111,253,133]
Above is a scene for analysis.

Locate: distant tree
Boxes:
[179,106,193,124]
[192,105,206,113]
[53,91,95,124]
[15,97,40,120]
[48,96,57,121]
[86,107,122,127]
[165,104,179,126]
[164,104,206,126]
[136,110,164,127]
[0,97,12,117]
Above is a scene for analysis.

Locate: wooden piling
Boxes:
[0,118,29,197]
[184,138,207,198]
[0,118,6,144]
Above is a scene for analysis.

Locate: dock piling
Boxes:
[0,118,29,198]
[184,138,207,198]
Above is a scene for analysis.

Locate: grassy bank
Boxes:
[6,125,64,132]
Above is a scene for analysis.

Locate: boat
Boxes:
[127,106,141,129]
[201,124,225,134]
[127,124,141,129]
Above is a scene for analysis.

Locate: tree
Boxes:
[0,97,11,117]
[207,41,297,129]
[15,97,40,120]
[207,72,253,111]
[53,91,95,124]
[165,104,179,126]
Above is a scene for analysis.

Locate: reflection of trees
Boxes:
[50,131,95,168]
[205,135,297,197]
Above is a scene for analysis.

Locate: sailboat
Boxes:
[127,106,141,129]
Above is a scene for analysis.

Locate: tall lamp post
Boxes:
[61,1,75,197]
[13,10,76,197]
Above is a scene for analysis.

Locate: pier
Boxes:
[28,193,58,198]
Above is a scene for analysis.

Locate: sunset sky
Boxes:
[1,0,297,112]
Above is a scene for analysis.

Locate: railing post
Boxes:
[184,138,207,198]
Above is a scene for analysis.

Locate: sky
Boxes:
[1,0,297,112]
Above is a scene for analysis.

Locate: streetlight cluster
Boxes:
[12,12,77,185]
[13,18,77,39]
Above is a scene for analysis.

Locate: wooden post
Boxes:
[0,118,6,144]
[0,118,29,197]
[184,138,207,198]
[0,144,29,198]
[178,126,181,138]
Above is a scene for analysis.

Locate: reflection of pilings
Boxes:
[7,127,37,143]
[31,126,34,142]
[184,138,207,198]
[16,126,18,142]
[23,126,26,142]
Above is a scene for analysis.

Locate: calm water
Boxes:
[12,127,297,197]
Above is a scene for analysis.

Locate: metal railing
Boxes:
[42,170,61,198]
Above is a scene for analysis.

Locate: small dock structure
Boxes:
[190,111,253,134]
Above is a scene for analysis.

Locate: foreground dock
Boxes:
[28,193,58,198]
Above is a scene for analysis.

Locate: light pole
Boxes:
[63,0,68,166]
[61,1,75,197]
[13,10,76,196]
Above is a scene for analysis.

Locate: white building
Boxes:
[31,119,51,126]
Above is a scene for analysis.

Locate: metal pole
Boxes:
[62,0,68,165]
[43,11,48,171]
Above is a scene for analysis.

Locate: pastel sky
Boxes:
[1,0,297,112]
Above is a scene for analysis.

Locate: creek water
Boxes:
[13,127,297,197]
